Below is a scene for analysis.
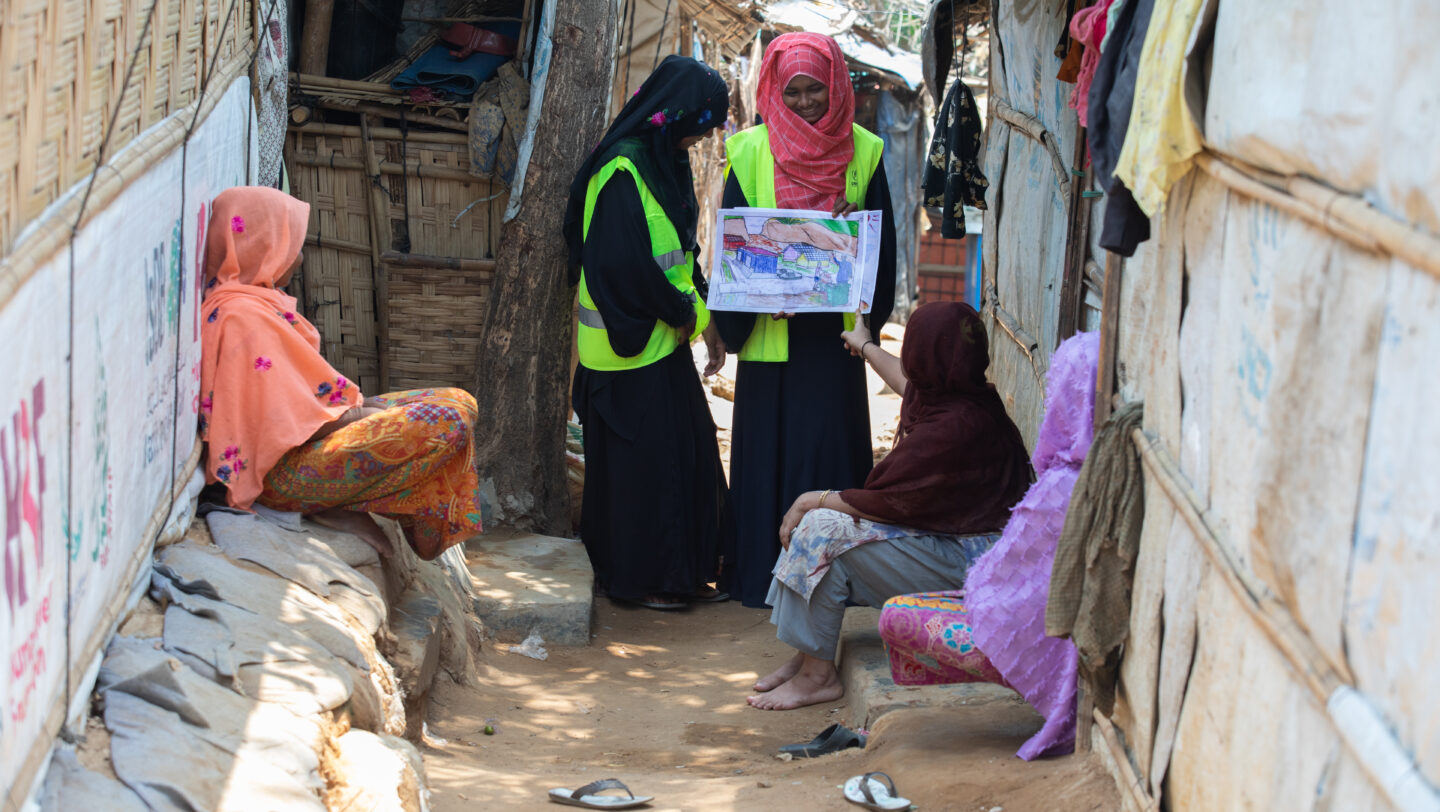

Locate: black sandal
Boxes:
[779,722,867,758]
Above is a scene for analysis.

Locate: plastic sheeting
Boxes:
[0,79,255,800]
[981,0,1080,449]
[1204,0,1440,235]
[877,90,928,317]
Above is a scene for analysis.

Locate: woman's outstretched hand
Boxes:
[840,308,873,356]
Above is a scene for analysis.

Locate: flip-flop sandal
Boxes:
[548,778,653,809]
[779,722,867,757]
[630,596,687,611]
[843,772,911,810]
[690,586,731,603]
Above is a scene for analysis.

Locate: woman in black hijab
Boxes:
[564,56,733,610]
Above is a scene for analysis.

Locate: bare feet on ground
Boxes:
[747,654,844,710]
[311,508,395,557]
[753,652,804,692]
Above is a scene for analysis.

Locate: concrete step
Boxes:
[462,528,594,647]
[835,607,1025,731]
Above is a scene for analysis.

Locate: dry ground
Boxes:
[423,323,1119,810]
[422,600,1119,811]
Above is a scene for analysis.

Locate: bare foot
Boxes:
[747,655,844,710]
[753,652,804,692]
[311,509,395,558]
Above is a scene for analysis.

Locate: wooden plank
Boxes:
[359,115,391,392]
[1094,251,1122,431]
[1057,127,1091,344]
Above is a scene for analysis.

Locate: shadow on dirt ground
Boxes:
[423,599,1119,811]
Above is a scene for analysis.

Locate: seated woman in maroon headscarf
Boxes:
[747,302,1031,710]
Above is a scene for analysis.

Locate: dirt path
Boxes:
[424,325,1119,809]
[422,600,1119,811]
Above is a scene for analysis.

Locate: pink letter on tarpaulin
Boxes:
[2,382,46,614]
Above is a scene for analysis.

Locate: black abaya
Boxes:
[714,161,898,607]
[572,176,732,601]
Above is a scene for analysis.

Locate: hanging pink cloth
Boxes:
[1069,0,1114,128]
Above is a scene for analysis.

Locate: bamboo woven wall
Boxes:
[287,120,505,396]
[0,0,255,259]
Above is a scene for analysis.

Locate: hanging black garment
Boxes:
[922,79,988,239]
[1086,0,1157,257]
[713,162,898,608]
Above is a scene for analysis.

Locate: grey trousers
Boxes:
[766,534,996,660]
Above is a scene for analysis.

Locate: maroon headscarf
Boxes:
[841,303,1031,534]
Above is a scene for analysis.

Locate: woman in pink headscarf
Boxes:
[714,33,898,608]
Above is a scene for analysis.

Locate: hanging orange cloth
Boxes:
[199,186,362,509]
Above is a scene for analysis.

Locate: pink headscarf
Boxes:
[200,187,361,510]
[755,33,856,210]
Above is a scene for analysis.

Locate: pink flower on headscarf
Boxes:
[254,356,272,371]
[231,216,245,233]
[649,111,667,127]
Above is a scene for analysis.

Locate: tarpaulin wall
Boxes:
[0,77,256,809]
[980,0,1087,450]
[984,0,1440,809]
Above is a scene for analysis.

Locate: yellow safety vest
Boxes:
[722,124,884,362]
[577,155,709,371]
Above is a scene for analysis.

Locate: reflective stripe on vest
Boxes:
[576,155,709,371]
[723,124,883,362]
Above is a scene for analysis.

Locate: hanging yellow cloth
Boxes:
[1113,0,1207,216]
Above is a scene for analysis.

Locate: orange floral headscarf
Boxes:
[199,187,361,509]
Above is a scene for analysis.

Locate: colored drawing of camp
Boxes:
[707,208,882,313]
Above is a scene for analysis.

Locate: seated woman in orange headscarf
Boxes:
[199,186,483,559]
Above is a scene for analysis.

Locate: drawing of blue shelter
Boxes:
[738,236,781,275]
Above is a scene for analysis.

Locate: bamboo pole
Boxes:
[298,0,336,75]
[1129,428,1440,810]
[291,154,494,184]
[293,120,470,145]
[1195,152,1440,282]
[317,100,469,132]
[359,115,393,392]
[306,233,373,256]
[1094,710,1161,812]
[381,251,497,272]
[986,298,1046,384]
[993,100,1071,199]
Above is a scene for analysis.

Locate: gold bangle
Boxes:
[818,489,832,509]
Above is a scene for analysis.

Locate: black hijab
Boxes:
[563,55,729,283]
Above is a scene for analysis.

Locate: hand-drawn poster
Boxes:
[707,207,883,313]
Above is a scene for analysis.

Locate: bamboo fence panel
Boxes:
[287,114,508,395]
[0,0,254,258]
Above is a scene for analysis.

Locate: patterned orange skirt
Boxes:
[258,388,483,559]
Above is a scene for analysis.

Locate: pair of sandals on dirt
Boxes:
[548,773,910,810]
[550,724,909,809]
